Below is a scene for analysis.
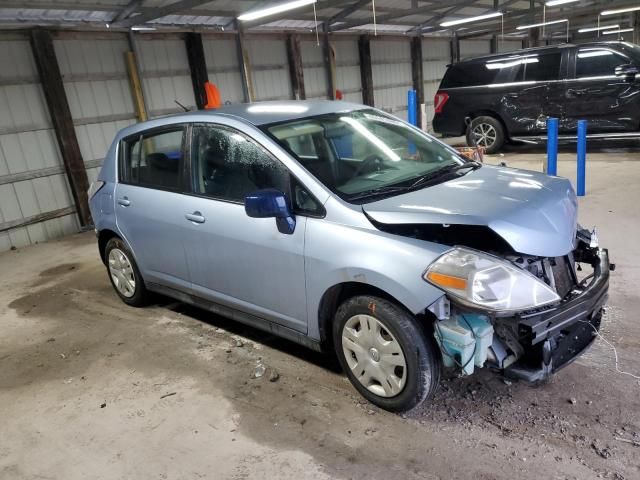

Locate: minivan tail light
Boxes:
[434,92,449,114]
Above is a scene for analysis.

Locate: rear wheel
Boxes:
[466,115,505,154]
[104,237,150,307]
[333,295,441,412]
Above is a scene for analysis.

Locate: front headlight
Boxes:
[424,247,560,312]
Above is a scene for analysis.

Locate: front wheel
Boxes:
[466,115,505,154]
[333,295,441,412]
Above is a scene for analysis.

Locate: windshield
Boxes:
[264,109,465,202]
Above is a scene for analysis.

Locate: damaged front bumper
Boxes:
[432,247,611,383]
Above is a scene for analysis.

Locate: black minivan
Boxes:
[433,41,640,153]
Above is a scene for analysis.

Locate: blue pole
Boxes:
[546,117,559,176]
[577,120,587,197]
[408,89,417,126]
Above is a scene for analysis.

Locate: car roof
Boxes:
[454,41,626,65]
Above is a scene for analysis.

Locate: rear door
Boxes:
[563,46,638,132]
[115,126,191,291]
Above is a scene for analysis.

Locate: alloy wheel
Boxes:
[472,122,497,148]
[341,314,407,397]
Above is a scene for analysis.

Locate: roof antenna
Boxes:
[174,99,190,112]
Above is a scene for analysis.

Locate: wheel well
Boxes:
[98,229,120,264]
[466,110,509,138]
[317,282,412,351]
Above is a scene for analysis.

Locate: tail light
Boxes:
[434,92,449,114]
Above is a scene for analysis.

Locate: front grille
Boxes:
[551,256,575,299]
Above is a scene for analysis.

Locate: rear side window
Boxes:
[523,52,562,81]
[120,128,185,190]
[575,48,629,79]
[441,63,499,88]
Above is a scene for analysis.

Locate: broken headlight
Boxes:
[424,247,560,313]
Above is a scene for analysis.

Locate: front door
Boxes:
[115,126,191,291]
[182,124,308,333]
[563,46,639,132]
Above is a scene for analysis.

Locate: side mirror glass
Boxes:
[244,189,296,235]
[615,64,639,80]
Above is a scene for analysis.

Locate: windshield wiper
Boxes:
[346,185,411,202]
[407,161,481,191]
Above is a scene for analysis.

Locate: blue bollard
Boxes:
[408,89,417,127]
[577,120,587,196]
[546,117,559,176]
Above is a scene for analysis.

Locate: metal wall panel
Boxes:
[460,39,491,59]
[0,34,78,252]
[136,34,196,117]
[422,37,451,132]
[202,35,244,104]
[246,36,292,101]
[301,38,327,100]
[370,37,412,120]
[498,39,524,53]
[332,37,362,103]
[54,33,136,185]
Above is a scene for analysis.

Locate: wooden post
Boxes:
[235,20,253,103]
[490,34,498,54]
[450,33,460,64]
[286,33,305,100]
[30,29,92,227]
[125,51,148,121]
[410,36,424,117]
[185,32,209,110]
[358,35,374,106]
[322,22,336,100]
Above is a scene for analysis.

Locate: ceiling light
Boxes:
[578,24,619,33]
[601,6,640,15]
[131,26,156,31]
[602,28,634,35]
[546,0,579,5]
[440,12,502,28]
[516,19,568,30]
[238,0,316,21]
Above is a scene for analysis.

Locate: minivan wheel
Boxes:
[467,116,505,154]
[104,237,150,307]
[333,295,441,412]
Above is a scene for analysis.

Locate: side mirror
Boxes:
[244,189,296,235]
[615,64,639,80]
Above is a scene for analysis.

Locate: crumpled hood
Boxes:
[363,165,578,257]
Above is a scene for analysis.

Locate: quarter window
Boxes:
[576,48,628,79]
[121,128,184,190]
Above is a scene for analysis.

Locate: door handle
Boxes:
[117,196,131,207]
[185,211,206,224]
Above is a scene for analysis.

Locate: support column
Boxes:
[235,20,253,103]
[286,33,306,100]
[322,22,336,100]
[634,12,640,45]
[410,36,424,123]
[450,33,460,64]
[358,35,374,106]
[185,32,209,110]
[30,29,92,227]
[490,35,498,54]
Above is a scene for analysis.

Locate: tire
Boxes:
[333,295,441,412]
[104,237,150,307]
[466,115,505,154]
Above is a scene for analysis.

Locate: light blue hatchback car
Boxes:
[89,100,610,411]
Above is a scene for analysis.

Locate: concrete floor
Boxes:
[1,144,639,480]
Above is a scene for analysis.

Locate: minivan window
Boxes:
[120,128,184,190]
[523,52,561,81]
[266,109,464,202]
[576,48,629,79]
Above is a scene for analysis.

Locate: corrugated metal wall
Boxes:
[54,32,137,185]
[246,35,292,101]
[422,37,450,132]
[202,34,244,105]
[498,39,524,53]
[300,38,327,100]
[459,39,491,60]
[136,34,196,117]
[371,38,412,120]
[0,33,78,252]
[332,37,362,103]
